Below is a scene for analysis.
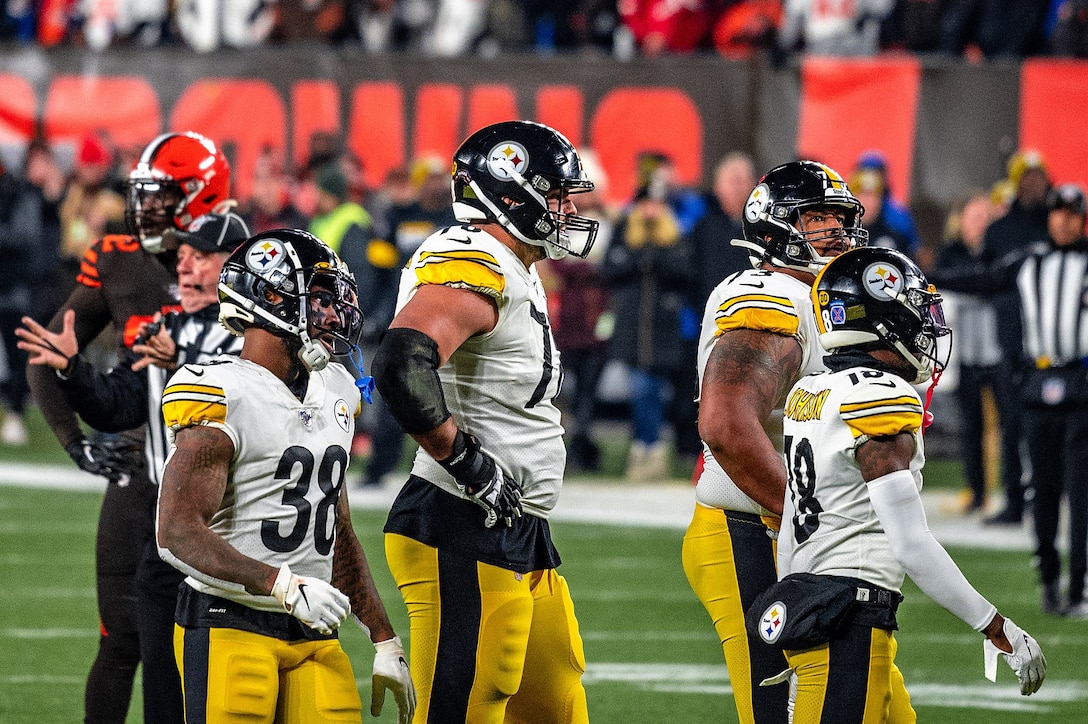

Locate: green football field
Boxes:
[2,480,1087,723]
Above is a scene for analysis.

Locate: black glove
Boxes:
[65,433,138,483]
[438,430,523,528]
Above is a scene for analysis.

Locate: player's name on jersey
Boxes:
[784,387,830,423]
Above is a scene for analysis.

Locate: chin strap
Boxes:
[922,367,942,432]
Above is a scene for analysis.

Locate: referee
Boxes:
[1018,184,1088,619]
[930,183,1088,618]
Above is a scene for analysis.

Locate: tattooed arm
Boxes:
[157,425,280,595]
[331,486,396,642]
[698,327,803,515]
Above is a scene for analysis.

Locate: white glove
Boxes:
[984,617,1046,695]
[372,636,416,724]
[270,563,350,635]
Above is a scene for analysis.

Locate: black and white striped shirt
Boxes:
[1017,240,1088,369]
[144,306,243,484]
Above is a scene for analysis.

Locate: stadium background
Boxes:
[3,47,1088,721]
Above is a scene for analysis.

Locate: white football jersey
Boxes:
[694,268,827,515]
[397,225,565,518]
[161,356,361,613]
[779,366,926,593]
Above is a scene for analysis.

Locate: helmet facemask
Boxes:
[218,231,364,373]
[126,180,185,253]
[880,286,951,384]
[815,247,951,385]
[464,158,599,260]
[739,199,868,274]
[451,120,600,260]
[304,272,364,359]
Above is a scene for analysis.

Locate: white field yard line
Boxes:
[578,663,1086,712]
[0,463,1036,551]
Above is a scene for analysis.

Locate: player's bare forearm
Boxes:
[698,329,803,514]
[856,433,916,481]
[158,425,278,595]
[332,490,395,642]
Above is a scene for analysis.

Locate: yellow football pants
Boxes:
[385,532,588,723]
[173,624,362,723]
[682,503,788,723]
[787,624,916,723]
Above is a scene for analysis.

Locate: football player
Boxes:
[768,246,1045,719]
[24,131,232,724]
[681,160,877,723]
[156,229,415,723]
[372,120,598,722]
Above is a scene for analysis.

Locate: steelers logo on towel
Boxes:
[486,141,529,181]
[759,601,787,644]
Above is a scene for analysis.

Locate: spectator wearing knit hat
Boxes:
[59,133,125,284]
[853,150,920,257]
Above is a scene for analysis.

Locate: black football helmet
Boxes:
[451,120,599,260]
[813,247,950,384]
[218,228,363,372]
[126,132,232,254]
[734,160,867,273]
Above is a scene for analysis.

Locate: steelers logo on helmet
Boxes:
[486,141,530,181]
[744,183,771,223]
[863,262,904,301]
[246,238,287,275]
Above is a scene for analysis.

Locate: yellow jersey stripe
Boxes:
[164,383,225,397]
[841,393,923,438]
[840,396,921,415]
[715,299,800,337]
[844,409,923,438]
[162,398,228,428]
[413,252,505,298]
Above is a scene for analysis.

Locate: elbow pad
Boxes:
[372,327,451,434]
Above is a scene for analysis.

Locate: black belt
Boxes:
[825,576,903,630]
[854,584,902,611]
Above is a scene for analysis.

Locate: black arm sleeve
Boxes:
[57,353,150,433]
[372,327,451,435]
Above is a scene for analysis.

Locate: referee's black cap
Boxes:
[1046,183,1087,216]
[164,212,251,254]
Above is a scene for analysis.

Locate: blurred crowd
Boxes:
[3,0,1088,59]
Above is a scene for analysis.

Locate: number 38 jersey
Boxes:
[161,356,361,613]
[398,225,565,518]
[694,268,827,516]
[780,366,926,593]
